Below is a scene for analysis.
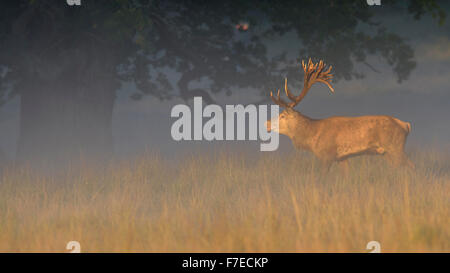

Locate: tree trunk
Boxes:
[16,76,116,167]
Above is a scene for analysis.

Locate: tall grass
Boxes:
[0,150,448,252]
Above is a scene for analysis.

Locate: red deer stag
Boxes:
[266,59,414,172]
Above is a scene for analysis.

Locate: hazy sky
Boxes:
[1,5,449,160]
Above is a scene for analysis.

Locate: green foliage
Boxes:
[409,0,447,25]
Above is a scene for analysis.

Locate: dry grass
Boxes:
[0,149,449,252]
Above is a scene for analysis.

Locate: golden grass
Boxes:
[0,149,449,252]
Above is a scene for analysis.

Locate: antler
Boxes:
[270,59,334,108]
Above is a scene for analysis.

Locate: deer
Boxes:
[265,59,414,173]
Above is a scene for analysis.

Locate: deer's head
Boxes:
[265,59,335,136]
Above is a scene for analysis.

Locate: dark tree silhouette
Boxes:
[0,0,446,164]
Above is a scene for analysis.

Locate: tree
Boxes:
[0,0,446,165]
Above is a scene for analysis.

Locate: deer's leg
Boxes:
[320,159,333,176]
[385,151,414,169]
[338,160,350,177]
[385,153,401,167]
[402,153,415,170]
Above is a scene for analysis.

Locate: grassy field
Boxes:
[0,149,448,252]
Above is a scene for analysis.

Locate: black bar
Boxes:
[1,253,447,272]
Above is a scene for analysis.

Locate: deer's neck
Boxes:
[289,113,316,151]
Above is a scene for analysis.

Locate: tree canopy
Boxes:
[0,0,446,163]
[0,0,446,105]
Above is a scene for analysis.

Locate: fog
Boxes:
[0,2,449,163]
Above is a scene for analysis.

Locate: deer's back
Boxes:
[309,115,410,160]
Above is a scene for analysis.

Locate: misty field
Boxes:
[0,149,448,252]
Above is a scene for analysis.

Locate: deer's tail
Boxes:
[393,118,411,135]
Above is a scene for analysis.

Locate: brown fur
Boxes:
[266,108,414,170]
